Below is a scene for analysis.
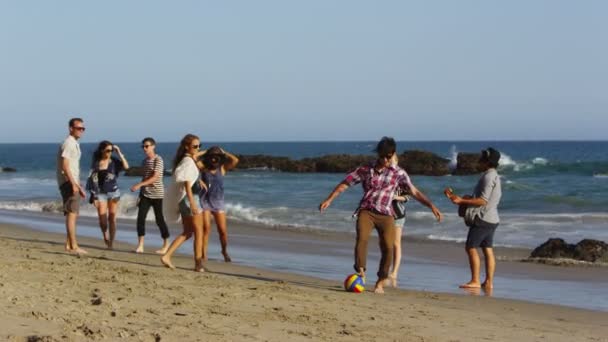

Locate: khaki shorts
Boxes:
[60,182,80,215]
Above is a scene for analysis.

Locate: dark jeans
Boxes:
[136,195,170,239]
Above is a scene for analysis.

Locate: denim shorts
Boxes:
[179,197,201,218]
[394,217,405,228]
[97,190,121,202]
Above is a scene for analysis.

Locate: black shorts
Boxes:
[465,217,499,248]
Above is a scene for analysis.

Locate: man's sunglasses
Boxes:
[72,126,86,132]
[142,144,153,149]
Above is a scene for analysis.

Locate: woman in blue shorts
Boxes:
[87,141,129,249]
[197,146,239,262]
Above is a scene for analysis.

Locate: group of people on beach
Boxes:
[57,119,238,273]
[57,118,502,293]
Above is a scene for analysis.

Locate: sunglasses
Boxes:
[72,126,86,132]
[191,144,200,149]
[104,149,113,153]
[141,144,153,149]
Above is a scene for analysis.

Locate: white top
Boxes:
[163,156,199,223]
[56,135,81,187]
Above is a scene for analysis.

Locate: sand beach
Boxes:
[1,218,607,342]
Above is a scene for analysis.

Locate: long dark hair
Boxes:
[92,140,113,165]
[173,134,199,172]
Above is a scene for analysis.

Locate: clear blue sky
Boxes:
[0,1,606,143]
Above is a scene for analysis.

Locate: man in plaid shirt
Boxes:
[320,137,443,293]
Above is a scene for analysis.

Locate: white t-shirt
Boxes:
[56,135,81,186]
[163,156,199,222]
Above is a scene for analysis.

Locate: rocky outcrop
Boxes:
[573,239,608,262]
[121,150,479,176]
[124,167,172,177]
[398,150,450,176]
[237,152,451,175]
[452,153,479,175]
[530,238,608,263]
[0,167,17,172]
[530,238,575,259]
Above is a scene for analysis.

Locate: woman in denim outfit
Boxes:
[87,140,129,249]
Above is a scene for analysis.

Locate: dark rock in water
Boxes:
[236,154,309,172]
[124,167,172,177]
[399,150,450,176]
[236,152,451,175]
[530,238,575,259]
[0,167,17,172]
[303,154,371,173]
[452,153,480,175]
[573,239,608,262]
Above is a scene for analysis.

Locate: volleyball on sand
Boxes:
[344,274,365,293]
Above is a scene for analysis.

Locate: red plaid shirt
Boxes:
[343,162,413,216]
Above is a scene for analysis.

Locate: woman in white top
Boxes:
[161,134,205,272]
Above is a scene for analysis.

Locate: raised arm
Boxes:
[221,149,239,173]
[113,145,129,170]
[444,188,487,207]
[409,183,443,222]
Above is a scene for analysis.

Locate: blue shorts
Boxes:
[96,190,121,202]
[179,197,201,218]
[394,217,405,228]
[466,217,499,248]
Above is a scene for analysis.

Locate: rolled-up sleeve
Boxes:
[343,166,364,186]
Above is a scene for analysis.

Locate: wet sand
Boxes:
[1,221,608,341]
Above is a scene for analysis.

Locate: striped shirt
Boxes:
[344,162,413,216]
[141,156,165,199]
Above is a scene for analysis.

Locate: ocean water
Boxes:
[1,141,607,248]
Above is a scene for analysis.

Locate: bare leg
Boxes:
[160,218,194,269]
[66,212,86,254]
[213,211,231,262]
[95,200,109,247]
[135,236,145,253]
[388,227,402,288]
[155,238,169,255]
[460,247,481,288]
[192,213,204,272]
[202,211,212,261]
[107,199,119,249]
[481,247,495,289]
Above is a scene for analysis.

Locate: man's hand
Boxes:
[78,186,86,199]
[130,184,140,192]
[319,199,332,212]
[431,205,443,222]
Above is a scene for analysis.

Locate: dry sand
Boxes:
[1,223,607,342]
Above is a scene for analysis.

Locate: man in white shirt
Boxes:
[57,118,87,254]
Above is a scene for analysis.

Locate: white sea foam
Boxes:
[532,157,549,165]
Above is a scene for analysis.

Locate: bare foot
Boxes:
[222,251,232,262]
[160,256,176,270]
[155,247,168,255]
[481,281,493,289]
[134,246,144,254]
[459,281,481,289]
[373,280,385,294]
[70,247,88,255]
